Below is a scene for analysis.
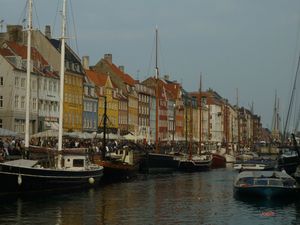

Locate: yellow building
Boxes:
[93,53,138,135]
[85,69,118,132]
[47,39,85,132]
[63,71,84,131]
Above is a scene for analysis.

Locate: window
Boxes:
[21,96,25,109]
[39,100,43,111]
[54,103,58,112]
[15,77,19,87]
[32,80,36,90]
[0,96,3,108]
[39,79,43,90]
[21,78,25,88]
[32,98,37,110]
[44,80,47,90]
[0,77,3,86]
[49,81,52,92]
[0,119,2,128]
[53,81,57,92]
[14,119,25,133]
[14,95,19,109]
[73,159,84,167]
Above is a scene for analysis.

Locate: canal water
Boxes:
[0,167,299,225]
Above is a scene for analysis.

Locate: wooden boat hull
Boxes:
[95,159,139,181]
[211,153,226,168]
[0,163,103,194]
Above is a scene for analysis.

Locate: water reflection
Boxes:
[0,169,300,225]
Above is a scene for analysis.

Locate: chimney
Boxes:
[164,74,170,81]
[82,56,90,70]
[45,25,51,39]
[7,25,23,43]
[119,65,124,73]
[104,53,112,64]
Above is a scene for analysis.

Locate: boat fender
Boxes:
[17,174,22,186]
[88,177,95,184]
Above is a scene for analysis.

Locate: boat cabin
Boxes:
[62,155,88,171]
[235,171,296,188]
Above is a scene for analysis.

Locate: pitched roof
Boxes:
[1,41,58,78]
[4,41,48,65]
[0,47,14,57]
[50,39,84,75]
[85,69,109,87]
[103,59,136,86]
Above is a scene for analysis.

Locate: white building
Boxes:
[0,42,38,134]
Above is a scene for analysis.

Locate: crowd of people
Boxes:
[0,137,24,161]
[0,135,206,162]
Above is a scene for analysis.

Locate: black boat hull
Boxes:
[140,153,177,173]
[177,160,211,172]
[0,164,103,194]
[234,186,298,199]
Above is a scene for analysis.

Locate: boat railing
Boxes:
[237,177,296,188]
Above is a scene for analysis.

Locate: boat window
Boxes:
[268,179,283,186]
[254,179,268,186]
[73,159,84,167]
[237,177,254,185]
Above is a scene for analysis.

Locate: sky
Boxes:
[2,0,300,129]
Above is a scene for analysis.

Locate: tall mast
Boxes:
[236,88,240,152]
[189,100,193,159]
[25,0,33,148]
[155,26,159,79]
[102,96,107,159]
[283,54,300,142]
[272,90,277,130]
[155,27,159,153]
[271,90,279,140]
[58,0,67,162]
[224,99,229,153]
[199,73,202,154]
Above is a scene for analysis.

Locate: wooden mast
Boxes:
[199,74,202,154]
[155,27,159,153]
[25,0,33,149]
[58,0,67,168]
[224,99,229,154]
[236,88,240,152]
[189,100,193,159]
[102,96,107,159]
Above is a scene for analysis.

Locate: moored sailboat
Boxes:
[176,98,212,172]
[0,0,103,194]
[140,27,178,173]
[93,97,145,181]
